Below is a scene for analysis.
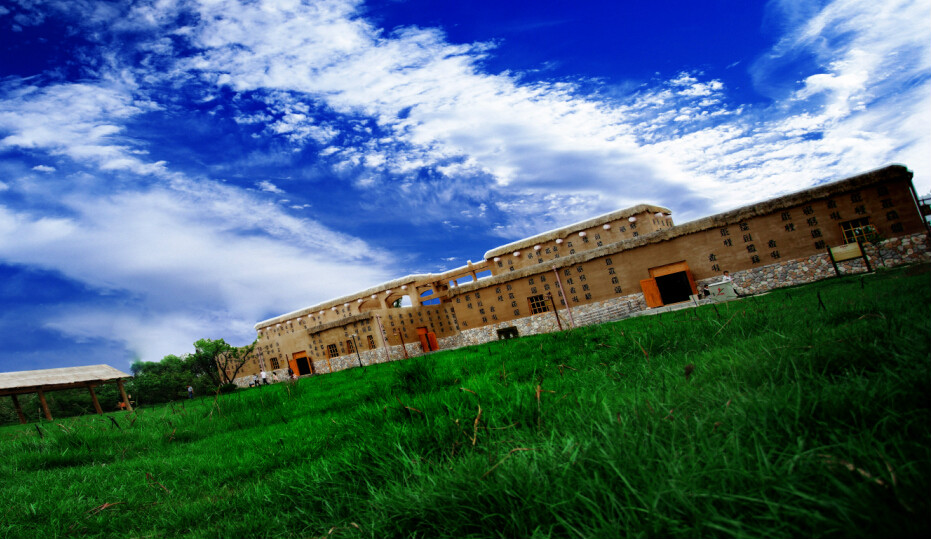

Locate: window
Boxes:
[527,294,549,314]
[840,218,874,244]
[271,357,280,370]
[497,327,519,340]
[367,335,376,349]
[326,344,338,358]
[346,339,355,354]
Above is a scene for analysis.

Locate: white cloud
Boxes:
[171,0,929,220]
[177,0,677,215]
[0,180,395,359]
[639,0,931,209]
[0,73,397,361]
[31,164,56,172]
[0,82,166,176]
[257,180,284,194]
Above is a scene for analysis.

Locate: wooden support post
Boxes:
[552,266,576,328]
[117,379,133,412]
[37,390,52,421]
[87,384,103,415]
[395,329,409,359]
[350,334,366,372]
[11,394,27,424]
[374,314,391,364]
[547,292,563,331]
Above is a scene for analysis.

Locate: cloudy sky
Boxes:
[1,0,928,372]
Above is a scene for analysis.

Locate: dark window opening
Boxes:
[497,327,519,340]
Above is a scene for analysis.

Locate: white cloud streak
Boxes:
[0,76,395,361]
[174,0,929,217]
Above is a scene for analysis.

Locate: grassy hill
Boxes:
[2,265,929,538]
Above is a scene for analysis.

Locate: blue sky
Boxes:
[1,0,929,373]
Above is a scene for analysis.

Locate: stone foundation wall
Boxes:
[572,294,648,327]
[435,291,649,349]
[231,367,292,387]
[702,232,930,295]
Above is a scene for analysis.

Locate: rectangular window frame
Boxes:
[840,217,874,244]
[527,294,549,314]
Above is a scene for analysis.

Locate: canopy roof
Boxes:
[0,364,130,396]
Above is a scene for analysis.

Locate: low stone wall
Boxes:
[703,232,930,296]
[572,294,648,327]
[231,367,291,387]
[434,290,649,349]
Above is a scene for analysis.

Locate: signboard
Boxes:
[831,243,863,262]
[708,281,737,301]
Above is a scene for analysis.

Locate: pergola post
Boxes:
[87,384,103,415]
[37,390,52,421]
[117,379,133,412]
[10,394,26,424]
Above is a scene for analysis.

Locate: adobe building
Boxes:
[241,165,929,386]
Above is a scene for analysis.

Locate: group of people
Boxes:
[249,370,269,387]
[248,367,297,387]
[183,367,297,399]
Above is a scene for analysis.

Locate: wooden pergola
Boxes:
[0,364,133,424]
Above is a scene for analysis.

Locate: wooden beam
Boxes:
[37,390,52,421]
[10,394,26,424]
[87,384,103,415]
[117,379,133,412]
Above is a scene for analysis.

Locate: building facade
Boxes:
[241,165,929,386]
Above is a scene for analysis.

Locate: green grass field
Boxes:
[2,265,929,538]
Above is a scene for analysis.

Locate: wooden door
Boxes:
[427,332,439,351]
[292,351,313,375]
[417,327,429,352]
[640,278,663,308]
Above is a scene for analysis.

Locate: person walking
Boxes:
[187,385,194,399]
[260,370,268,385]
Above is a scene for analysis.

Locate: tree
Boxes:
[190,338,256,386]
[127,339,256,405]
[131,354,200,404]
